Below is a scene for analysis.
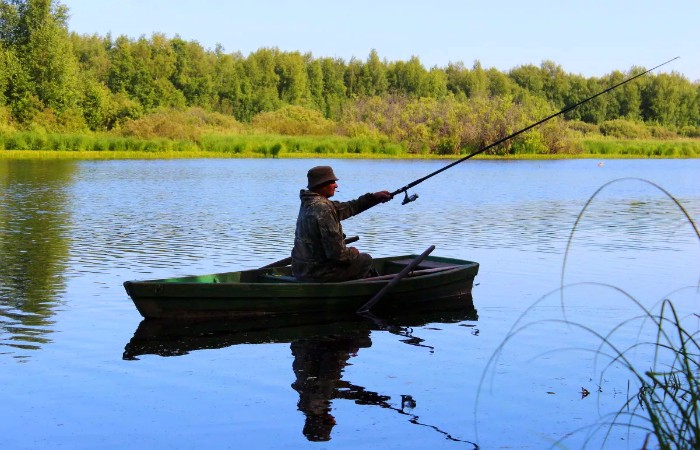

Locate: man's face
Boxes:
[316,181,337,198]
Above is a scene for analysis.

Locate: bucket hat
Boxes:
[307,166,338,189]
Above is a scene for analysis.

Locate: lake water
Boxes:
[1,158,698,449]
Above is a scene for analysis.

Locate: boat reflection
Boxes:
[124,306,478,444]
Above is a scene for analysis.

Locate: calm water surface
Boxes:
[1,158,698,449]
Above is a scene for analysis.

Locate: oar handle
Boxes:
[344,235,360,245]
[357,245,435,313]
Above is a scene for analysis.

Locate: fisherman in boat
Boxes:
[292,166,392,282]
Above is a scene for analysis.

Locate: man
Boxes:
[291,166,392,282]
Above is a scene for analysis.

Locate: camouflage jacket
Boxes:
[291,189,379,280]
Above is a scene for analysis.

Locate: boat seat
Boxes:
[344,265,458,283]
[389,258,452,268]
[260,274,302,283]
[384,258,455,272]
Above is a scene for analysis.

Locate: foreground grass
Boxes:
[479,178,699,449]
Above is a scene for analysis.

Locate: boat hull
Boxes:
[123,255,479,319]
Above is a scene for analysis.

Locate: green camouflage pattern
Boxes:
[291,190,378,281]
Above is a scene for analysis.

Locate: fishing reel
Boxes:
[401,191,419,205]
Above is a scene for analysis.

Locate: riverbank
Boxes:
[1,151,697,160]
[1,132,699,160]
[2,148,699,160]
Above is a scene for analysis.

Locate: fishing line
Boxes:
[391,57,680,205]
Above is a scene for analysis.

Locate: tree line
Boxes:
[1,0,699,155]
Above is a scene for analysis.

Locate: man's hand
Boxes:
[348,247,360,255]
[373,191,393,203]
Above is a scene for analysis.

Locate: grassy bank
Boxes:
[1,131,699,160]
[581,138,700,158]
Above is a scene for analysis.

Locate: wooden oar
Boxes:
[356,245,435,314]
[259,236,360,268]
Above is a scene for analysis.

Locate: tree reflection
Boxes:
[0,160,74,358]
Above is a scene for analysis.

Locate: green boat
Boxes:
[123,254,479,319]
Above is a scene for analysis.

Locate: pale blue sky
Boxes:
[62,0,698,81]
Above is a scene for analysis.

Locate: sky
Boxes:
[61,0,699,82]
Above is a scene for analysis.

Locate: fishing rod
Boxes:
[391,57,680,205]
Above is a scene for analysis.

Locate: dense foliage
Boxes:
[1,0,699,155]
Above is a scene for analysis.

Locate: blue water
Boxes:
[1,158,698,449]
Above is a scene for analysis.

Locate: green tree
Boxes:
[486,67,517,97]
[445,61,487,98]
[128,36,160,109]
[359,49,388,96]
[614,67,645,121]
[3,3,699,136]
[679,82,700,127]
[147,33,184,108]
[1,0,81,126]
[0,42,13,106]
[70,32,111,83]
[509,63,545,96]
[78,75,110,130]
[445,61,470,98]
[306,58,326,112]
[243,47,281,117]
[0,45,38,124]
[558,75,610,124]
[387,56,430,96]
[344,57,363,98]
[320,57,347,120]
[466,61,488,98]
[211,46,247,117]
[273,50,309,104]
[107,36,135,95]
[424,67,448,98]
[641,72,699,128]
[170,36,215,108]
[580,77,608,124]
[539,60,569,107]
[0,0,23,46]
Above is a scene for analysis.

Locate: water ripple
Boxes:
[1,159,699,360]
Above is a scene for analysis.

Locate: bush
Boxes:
[679,126,700,138]
[251,105,336,136]
[649,125,678,139]
[510,131,549,154]
[599,119,651,139]
[4,133,27,150]
[119,107,243,141]
[0,106,16,134]
[270,142,283,157]
[565,119,600,136]
[436,136,460,155]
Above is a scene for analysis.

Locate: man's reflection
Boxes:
[124,308,479,444]
[291,330,390,441]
